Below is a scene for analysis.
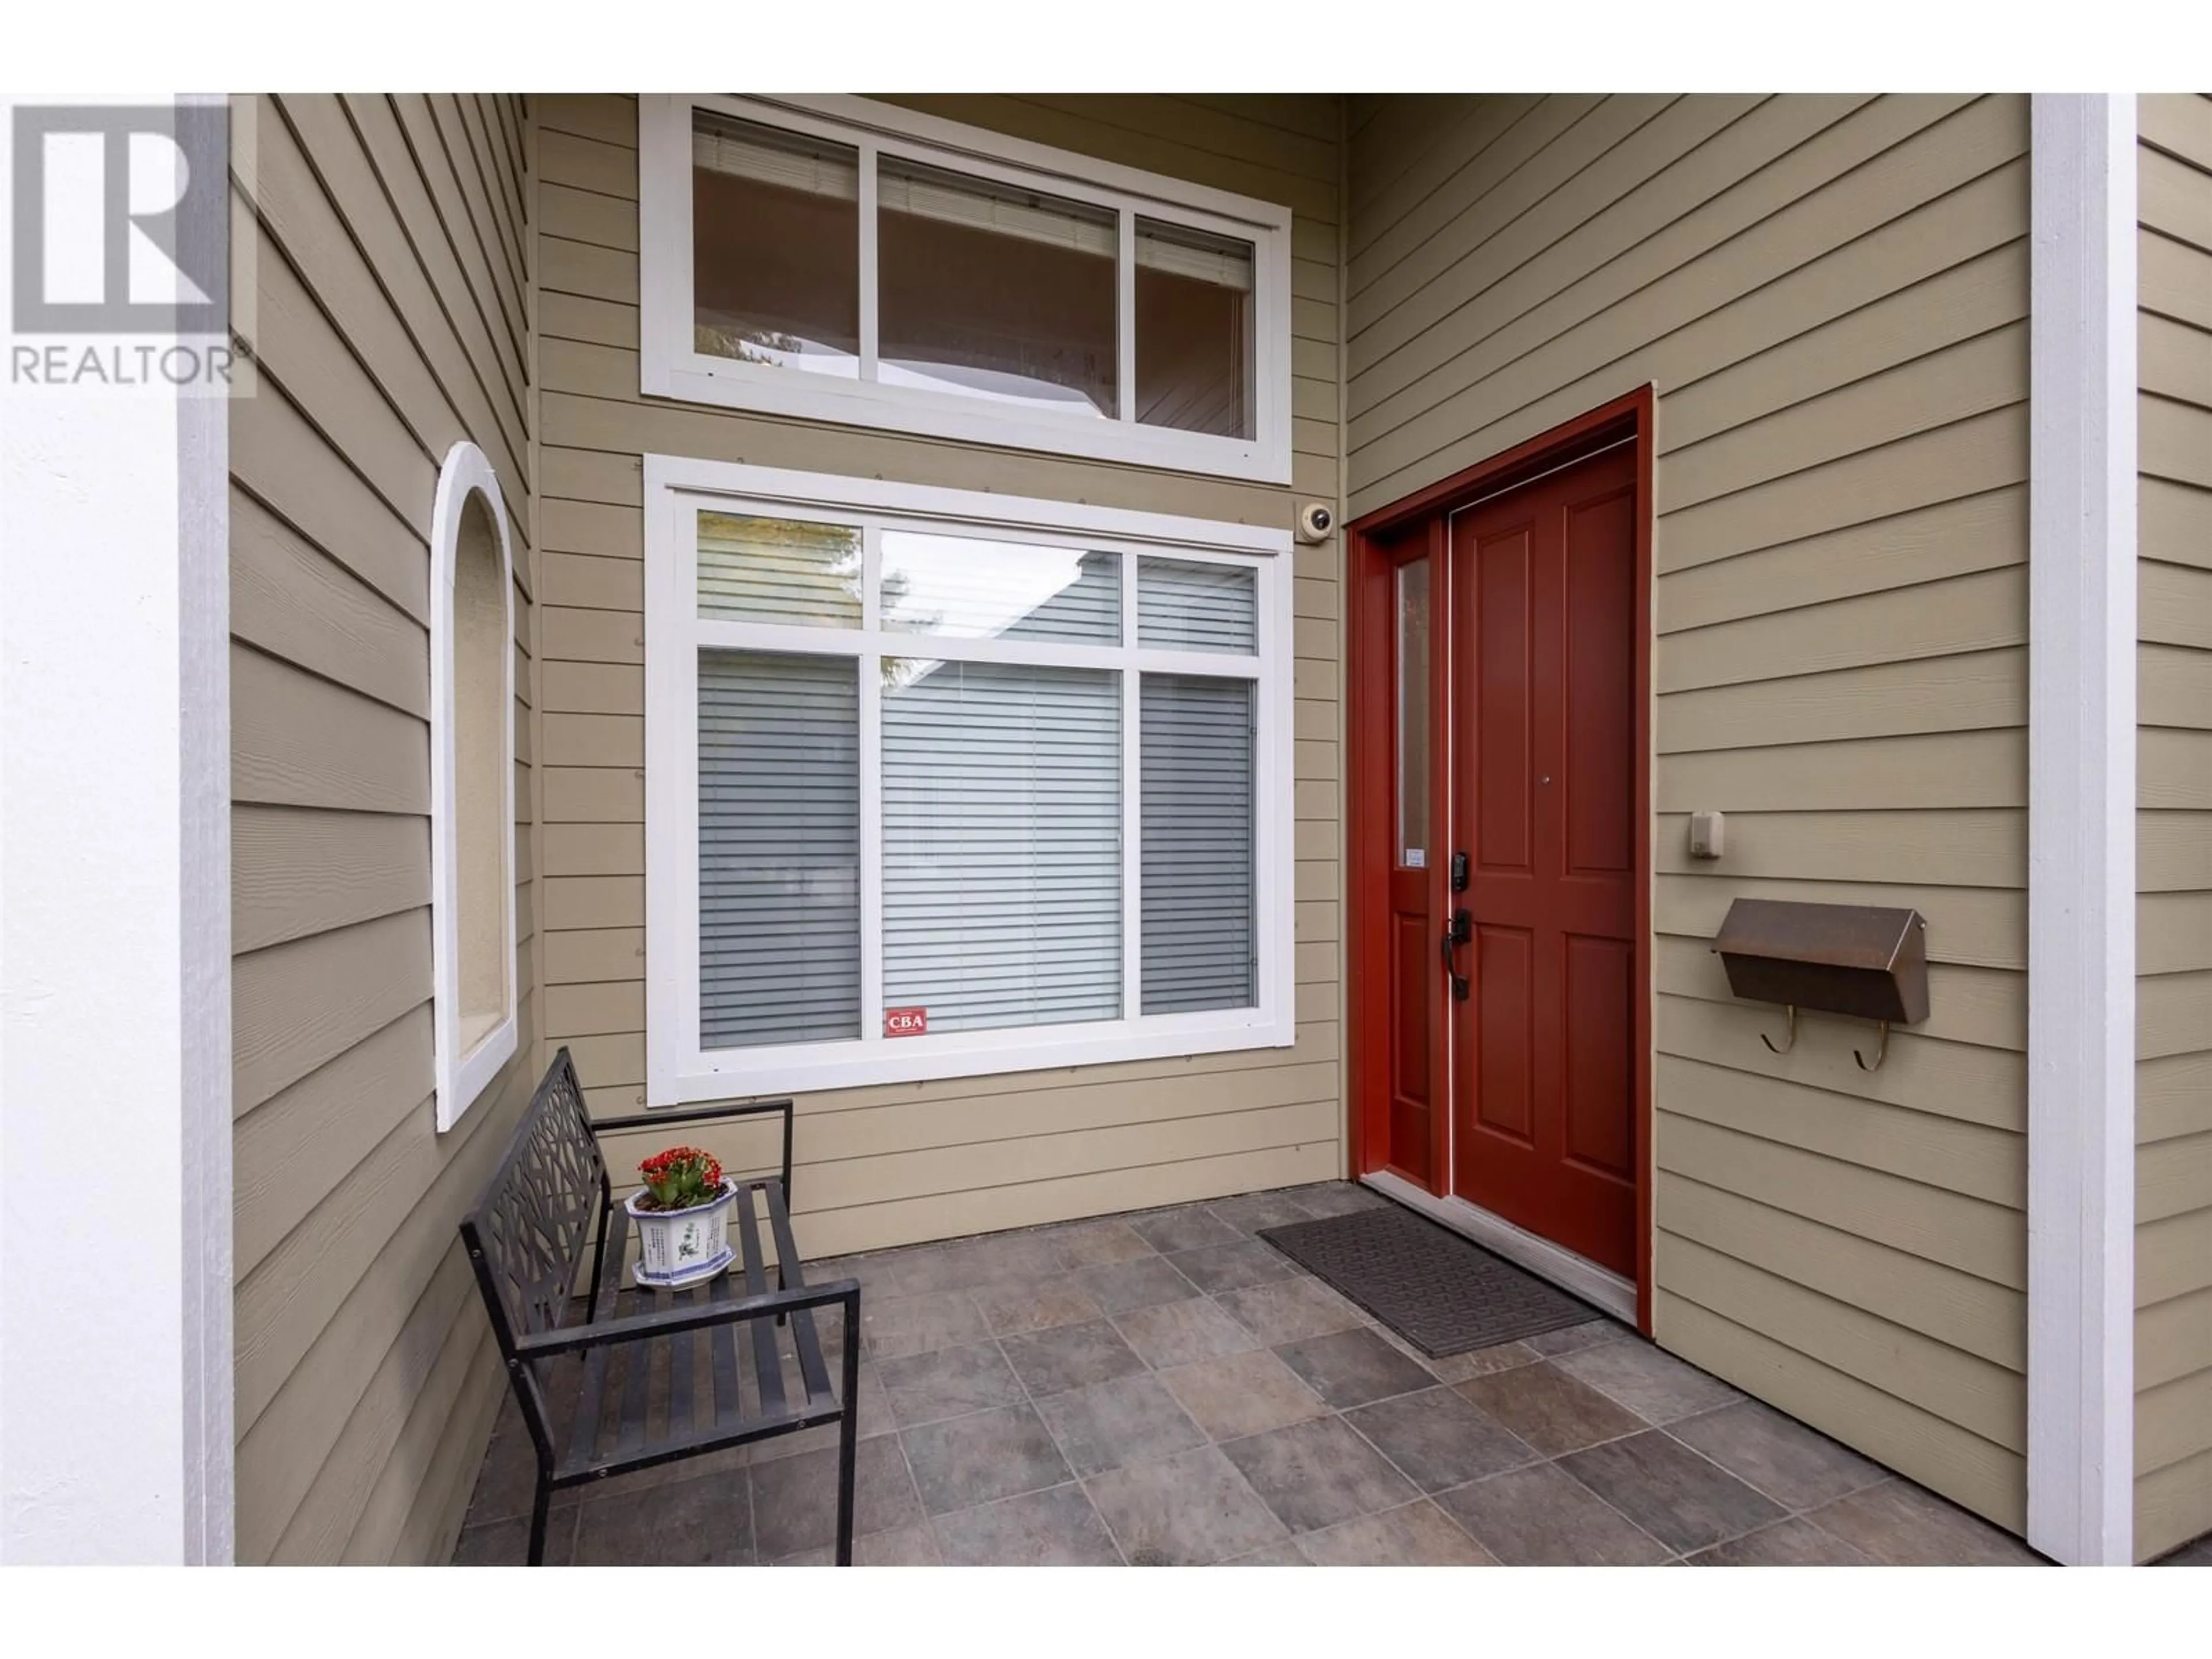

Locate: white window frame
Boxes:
[430,441,520,1131]
[637,94,1295,485]
[645,455,1296,1104]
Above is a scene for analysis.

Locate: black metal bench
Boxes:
[459,1047,860,1564]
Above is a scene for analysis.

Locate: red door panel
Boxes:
[1448,447,1638,1277]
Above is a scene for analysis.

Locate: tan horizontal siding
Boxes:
[2135,94,2212,1562]
[533,94,1349,1270]
[1349,93,2031,1534]
[229,92,536,1565]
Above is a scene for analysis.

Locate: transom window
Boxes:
[638,96,1292,484]
[644,458,1294,1103]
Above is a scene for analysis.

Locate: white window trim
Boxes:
[430,441,521,1132]
[644,455,1297,1104]
[637,94,1295,485]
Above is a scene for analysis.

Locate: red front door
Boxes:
[1446,446,1638,1276]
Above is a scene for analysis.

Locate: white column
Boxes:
[0,93,233,1564]
[2026,92,2137,1569]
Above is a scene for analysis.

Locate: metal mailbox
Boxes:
[1711,899,1929,1025]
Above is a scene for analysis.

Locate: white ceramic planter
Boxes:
[626,1181,737,1287]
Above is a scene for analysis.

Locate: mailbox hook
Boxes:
[1759,1005,1798,1055]
[1854,1020,1892,1073]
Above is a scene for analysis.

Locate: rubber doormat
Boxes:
[1259,1203,1605,1357]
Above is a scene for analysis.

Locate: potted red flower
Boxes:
[626,1146,737,1287]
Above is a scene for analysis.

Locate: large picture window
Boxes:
[645,459,1295,1102]
[638,96,1293,483]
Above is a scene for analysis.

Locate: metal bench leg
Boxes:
[835,1289,859,1565]
[528,1478,552,1567]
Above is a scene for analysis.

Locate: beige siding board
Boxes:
[997,93,1339,188]
[232,908,430,1113]
[276,95,526,488]
[1660,240,2028,451]
[540,235,638,305]
[2142,728,2212,809]
[2142,226,2212,335]
[385,1327,505,1567]
[543,661,643,717]
[1658,326,2025,513]
[1655,808,2024,887]
[231,381,427,624]
[1658,873,2024,970]
[2140,94,2212,174]
[232,644,429,814]
[1657,728,2023,813]
[1660,566,2024,692]
[232,806,427,955]
[2140,1128,2212,1232]
[2139,311,2212,411]
[1350,96,1536,247]
[2142,560,2212,650]
[2139,1287,2212,1391]
[543,445,643,507]
[2142,974,2212,1063]
[544,927,645,985]
[2142,642,2212,730]
[541,497,641,560]
[1658,649,2024,753]
[2141,142,2212,251]
[2139,1205,2212,1308]
[1659,1172,2024,1369]
[543,822,641,878]
[1656,1112,2025,1289]
[232,489,429,719]
[262,1247,475,1565]
[544,766,643,824]
[544,874,643,931]
[2141,891,2212,976]
[2142,392,2212,490]
[2143,810,2212,893]
[2138,1445,2212,1560]
[1656,1048,2026,1186]
[1656,1289,2024,1530]
[537,93,637,151]
[542,550,643,615]
[1351,95,2009,480]
[542,979,643,1038]
[1660,1232,2024,1450]
[233,1005,431,1275]
[541,290,638,350]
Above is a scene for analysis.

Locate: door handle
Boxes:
[1440,910,1472,1002]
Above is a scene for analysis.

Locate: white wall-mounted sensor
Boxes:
[1688,809,1726,861]
[1295,502,1335,543]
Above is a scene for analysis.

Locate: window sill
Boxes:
[649,1010,1296,1107]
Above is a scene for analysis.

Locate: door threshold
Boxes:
[1359,1170,1639,1327]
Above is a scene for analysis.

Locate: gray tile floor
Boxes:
[453,1181,2072,1566]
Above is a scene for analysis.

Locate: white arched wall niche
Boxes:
[431,441,519,1131]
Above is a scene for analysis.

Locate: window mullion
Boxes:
[1121,554,1142,1020]
[860,642,884,1043]
[1116,206,1135,425]
[859,143,880,382]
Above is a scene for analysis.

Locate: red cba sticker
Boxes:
[884,1006,928,1038]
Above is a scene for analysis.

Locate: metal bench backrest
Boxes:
[459,1049,611,1438]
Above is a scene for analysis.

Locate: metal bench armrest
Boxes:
[512,1274,859,1359]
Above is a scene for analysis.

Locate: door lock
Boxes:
[1440,908,1472,1002]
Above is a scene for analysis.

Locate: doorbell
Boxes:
[1294,502,1335,543]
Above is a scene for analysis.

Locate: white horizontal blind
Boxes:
[880,156,1116,260]
[882,660,1121,1032]
[698,512,862,626]
[1136,217,1255,291]
[1141,675,1256,1013]
[698,650,861,1047]
[693,111,857,199]
[1138,557,1258,654]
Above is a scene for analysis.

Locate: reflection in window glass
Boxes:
[1135,218,1255,440]
[881,660,1122,1032]
[1137,557,1257,654]
[693,112,859,375]
[880,532,1119,644]
[1396,559,1430,868]
[697,512,862,627]
[878,157,1117,418]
